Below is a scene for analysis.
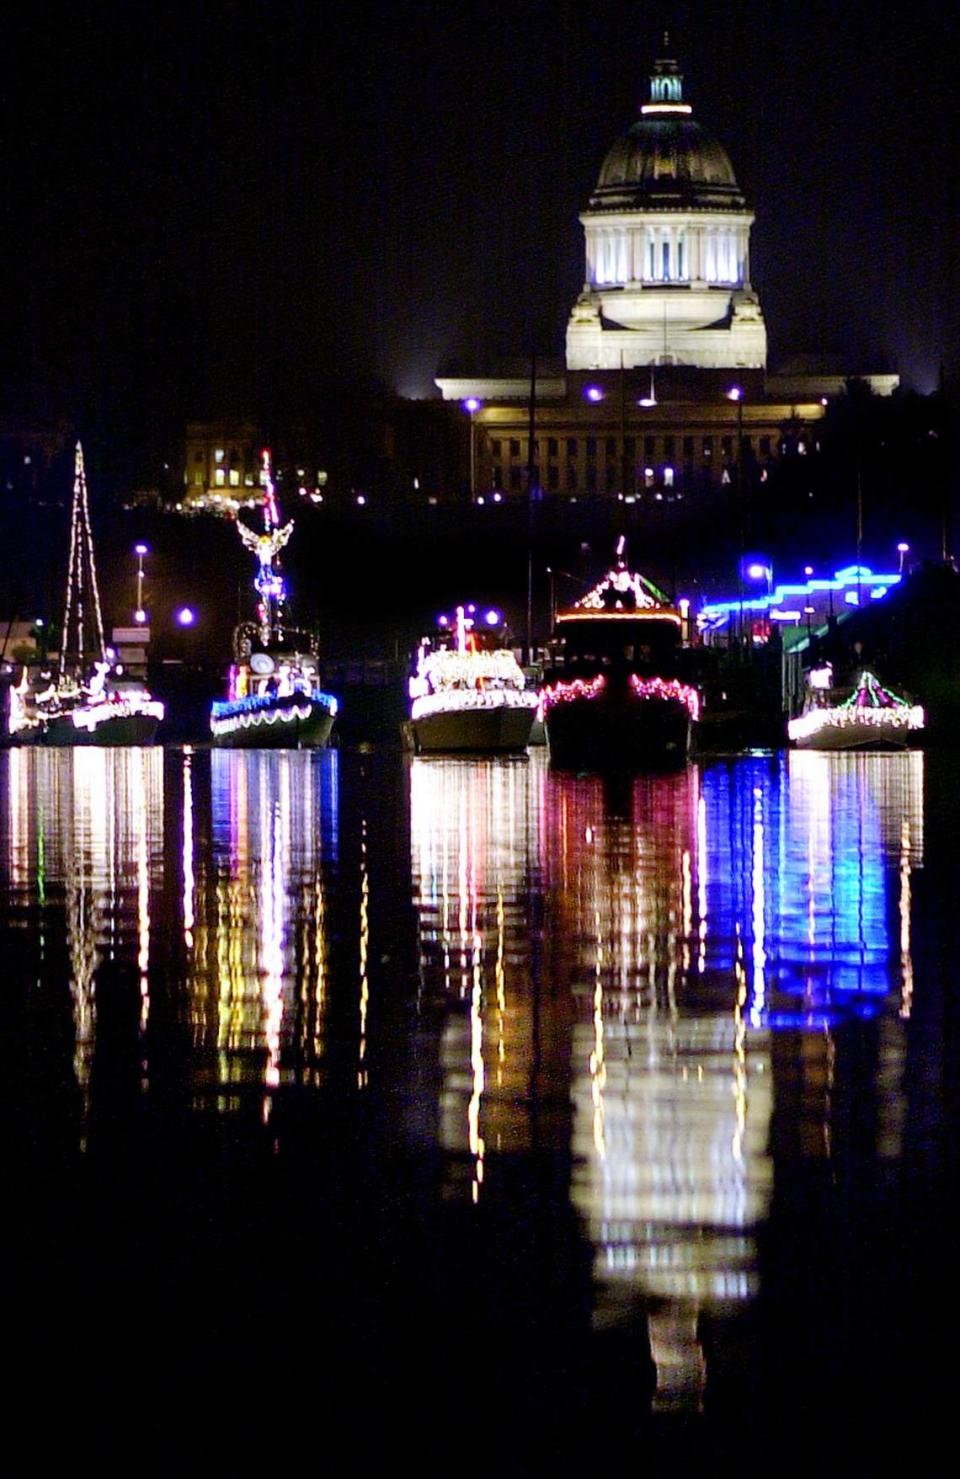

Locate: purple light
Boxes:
[746,563,768,580]
[177,607,196,627]
[134,543,148,556]
[484,608,500,627]
[463,397,481,413]
[726,386,743,402]
[585,385,604,403]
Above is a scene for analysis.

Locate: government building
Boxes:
[436,43,896,503]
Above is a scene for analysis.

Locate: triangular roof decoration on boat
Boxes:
[840,670,913,710]
[570,537,672,612]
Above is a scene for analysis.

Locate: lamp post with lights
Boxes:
[463,398,481,499]
[897,541,910,574]
[133,543,149,624]
[727,386,745,642]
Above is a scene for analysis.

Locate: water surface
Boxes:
[2,744,956,1467]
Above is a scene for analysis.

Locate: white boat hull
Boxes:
[412,703,537,754]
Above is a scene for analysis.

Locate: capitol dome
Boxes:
[589,52,745,213]
[565,43,767,372]
[591,117,745,214]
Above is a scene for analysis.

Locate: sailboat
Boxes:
[5,443,165,746]
[209,449,338,747]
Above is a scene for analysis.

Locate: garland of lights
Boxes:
[540,672,700,722]
[416,648,527,690]
[70,696,166,732]
[628,674,701,722]
[60,442,107,682]
[540,674,607,712]
[211,689,338,723]
[210,702,323,738]
[410,689,539,722]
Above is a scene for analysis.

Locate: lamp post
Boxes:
[726,386,745,643]
[897,541,910,574]
[463,398,481,498]
[134,543,148,624]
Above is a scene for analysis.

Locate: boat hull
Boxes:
[412,703,537,754]
[544,694,691,770]
[210,699,335,749]
[9,712,161,747]
[790,719,919,752]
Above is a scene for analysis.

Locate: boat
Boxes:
[408,604,539,753]
[4,443,164,746]
[540,540,700,769]
[209,450,338,748]
[787,665,924,751]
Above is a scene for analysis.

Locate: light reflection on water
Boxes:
[409,748,924,1410]
[0,743,927,1429]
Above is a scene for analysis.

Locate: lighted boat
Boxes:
[4,443,164,747]
[209,450,338,749]
[540,541,700,769]
[787,666,924,751]
[408,604,539,754]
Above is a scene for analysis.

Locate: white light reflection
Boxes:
[554,764,772,1415]
[182,749,195,949]
[359,817,369,1089]
[410,756,544,1202]
[194,751,337,1104]
[2,749,164,1145]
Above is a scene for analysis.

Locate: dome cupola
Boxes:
[591,51,745,214]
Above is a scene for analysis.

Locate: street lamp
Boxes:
[463,398,481,498]
[897,541,910,574]
[133,543,149,624]
[726,386,745,642]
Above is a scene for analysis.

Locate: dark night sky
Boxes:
[2,0,958,454]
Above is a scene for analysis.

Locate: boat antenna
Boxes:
[60,442,106,683]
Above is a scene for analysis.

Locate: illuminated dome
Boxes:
[565,41,767,372]
[592,117,745,214]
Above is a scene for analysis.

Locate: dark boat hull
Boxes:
[9,712,161,747]
[412,703,537,754]
[544,694,691,770]
[210,699,335,749]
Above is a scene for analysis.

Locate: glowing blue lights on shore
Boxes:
[697,564,902,633]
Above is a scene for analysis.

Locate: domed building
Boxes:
[434,43,895,506]
[566,48,766,371]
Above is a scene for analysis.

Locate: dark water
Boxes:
[3,744,960,1468]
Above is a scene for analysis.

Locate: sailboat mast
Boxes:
[59,443,106,682]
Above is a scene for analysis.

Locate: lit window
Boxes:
[229,469,240,487]
[663,466,674,487]
[215,468,225,486]
[214,449,225,464]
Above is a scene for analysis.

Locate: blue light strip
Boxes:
[696,565,901,626]
[212,688,338,721]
